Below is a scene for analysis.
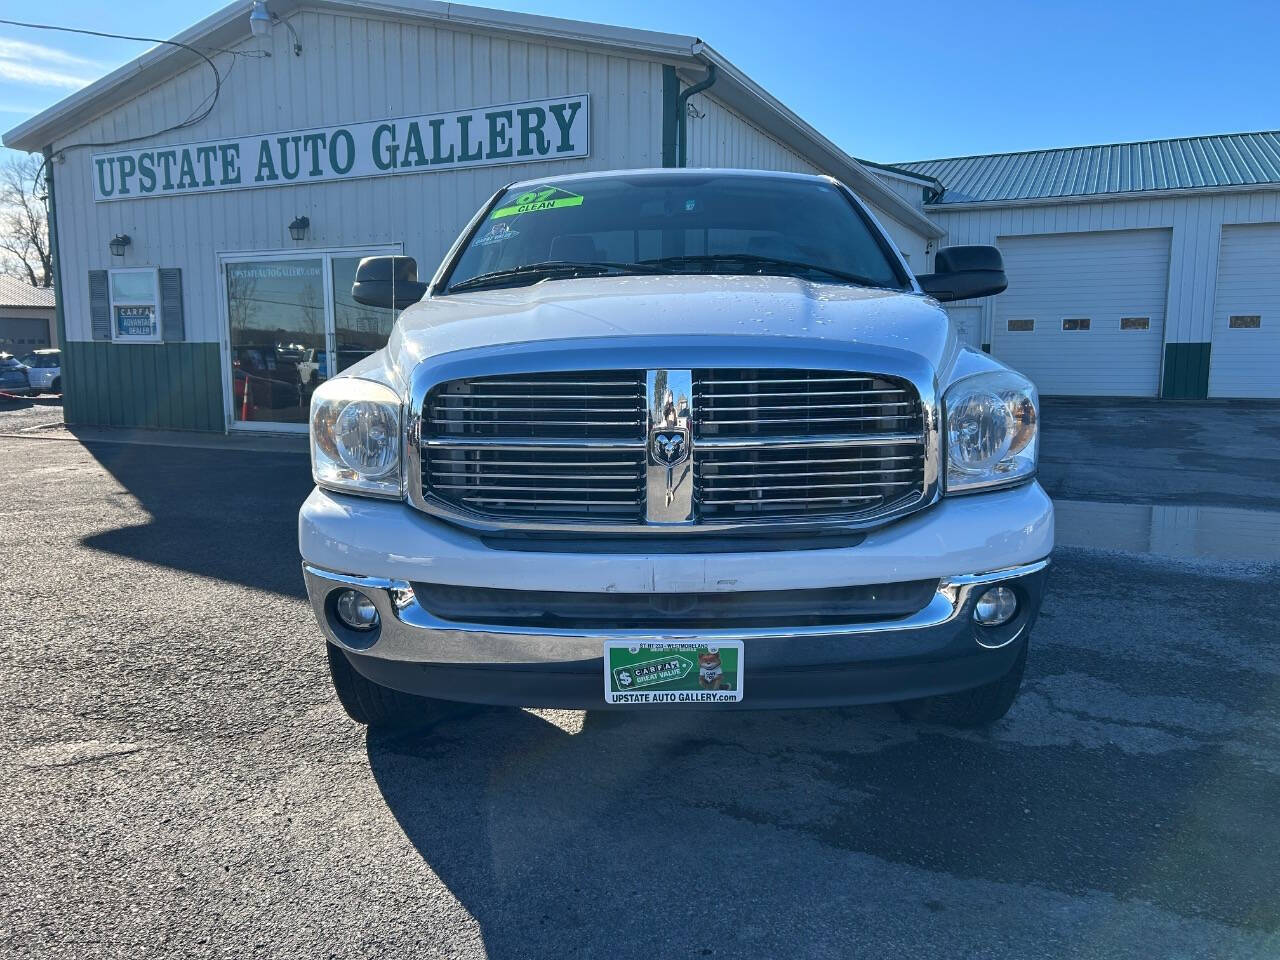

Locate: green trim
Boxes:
[1161,342,1211,399]
[661,65,678,168]
[61,341,223,431]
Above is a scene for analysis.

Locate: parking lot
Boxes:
[2,398,1278,959]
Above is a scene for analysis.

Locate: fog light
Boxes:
[335,589,380,631]
[974,586,1018,626]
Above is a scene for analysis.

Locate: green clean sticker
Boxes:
[491,185,584,219]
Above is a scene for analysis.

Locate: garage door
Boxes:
[0,316,50,354]
[1209,223,1280,398]
[991,229,1171,396]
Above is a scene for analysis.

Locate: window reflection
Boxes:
[227,259,323,424]
[332,256,396,375]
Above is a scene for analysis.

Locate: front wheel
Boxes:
[897,642,1028,728]
[325,643,459,729]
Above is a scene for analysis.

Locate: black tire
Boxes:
[898,642,1028,728]
[51,377,61,394]
[326,642,453,728]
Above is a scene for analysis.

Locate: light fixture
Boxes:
[288,216,310,241]
[248,1,302,54]
[108,234,131,256]
[249,1,271,37]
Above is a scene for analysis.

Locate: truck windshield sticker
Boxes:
[474,222,520,246]
[491,186,583,219]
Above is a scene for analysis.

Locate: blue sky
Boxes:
[1,0,1277,166]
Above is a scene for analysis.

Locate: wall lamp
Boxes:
[250,1,303,55]
[288,216,310,241]
[109,234,131,256]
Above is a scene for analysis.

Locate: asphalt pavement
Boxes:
[2,399,1278,959]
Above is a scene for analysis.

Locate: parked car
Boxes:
[300,169,1051,731]
[231,346,303,417]
[19,348,60,394]
[0,353,31,395]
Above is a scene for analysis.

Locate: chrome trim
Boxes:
[304,559,1048,664]
[645,368,694,524]
[695,433,924,450]
[403,338,942,535]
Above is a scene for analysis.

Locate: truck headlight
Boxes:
[310,378,402,498]
[944,370,1038,493]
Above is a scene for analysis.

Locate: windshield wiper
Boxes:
[448,260,661,293]
[639,254,887,288]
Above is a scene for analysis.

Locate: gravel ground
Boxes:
[2,402,1278,959]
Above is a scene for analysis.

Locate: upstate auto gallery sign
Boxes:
[90,94,588,201]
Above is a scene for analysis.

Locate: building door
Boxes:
[944,305,983,349]
[990,229,1171,397]
[221,246,397,430]
[1209,222,1280,398]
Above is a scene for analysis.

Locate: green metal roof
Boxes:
[899,131,1280,205]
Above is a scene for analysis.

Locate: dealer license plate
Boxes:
[603,641,743,705]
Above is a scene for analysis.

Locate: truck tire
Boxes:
[325,642,451,728]
[898,642,1028,728]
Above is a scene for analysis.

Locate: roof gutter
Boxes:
[676,63,716,167]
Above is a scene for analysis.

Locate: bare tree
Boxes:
[0,154,52,288]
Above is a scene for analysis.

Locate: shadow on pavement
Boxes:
[78,440,313,598]
[366,686,1280,958]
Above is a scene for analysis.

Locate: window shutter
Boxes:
[159,268,184,341]
[89,270,110,341]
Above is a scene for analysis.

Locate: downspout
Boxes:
[676,62,717,168]
[43,147,69,411]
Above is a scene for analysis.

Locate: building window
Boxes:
[1120,317,1150,331]
[1229,315,1262,329]
[109,268,161,343]
[1062,317,1091,331]
[1007,318,1034,332]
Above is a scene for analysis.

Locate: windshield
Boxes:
[443,173,909,294]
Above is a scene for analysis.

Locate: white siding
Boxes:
[1209,222,1280,398]
[684,92,822,174]
[926,190,1280,353]
[991,229,1170,396]
[51,9,666,344]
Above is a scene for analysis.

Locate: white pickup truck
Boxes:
[300,169,1051,730]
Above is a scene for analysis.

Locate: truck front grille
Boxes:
[693,369,924,520]
[422,370,647,521]
[419,368,927,527]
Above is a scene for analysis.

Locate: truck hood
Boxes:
[384,274,961,383]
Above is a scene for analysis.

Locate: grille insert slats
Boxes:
[421,367,927,526]
[424,371,647,522]
[693,367,925,521]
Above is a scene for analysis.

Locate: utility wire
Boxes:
[0,18,227,153]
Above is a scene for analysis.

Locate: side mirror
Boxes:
[352,256,427,310]
[916,245,1007,303]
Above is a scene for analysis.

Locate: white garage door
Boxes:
[991,229,1171,396]
[1209,223,1280,398]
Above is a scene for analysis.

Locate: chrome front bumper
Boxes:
[303,558,1049,666]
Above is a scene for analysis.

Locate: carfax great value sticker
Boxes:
[604,641,743,705]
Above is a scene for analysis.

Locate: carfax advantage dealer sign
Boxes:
[90,94,588,201]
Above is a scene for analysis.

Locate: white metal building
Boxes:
[899,134,1280,399]
[2,0,942,432]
